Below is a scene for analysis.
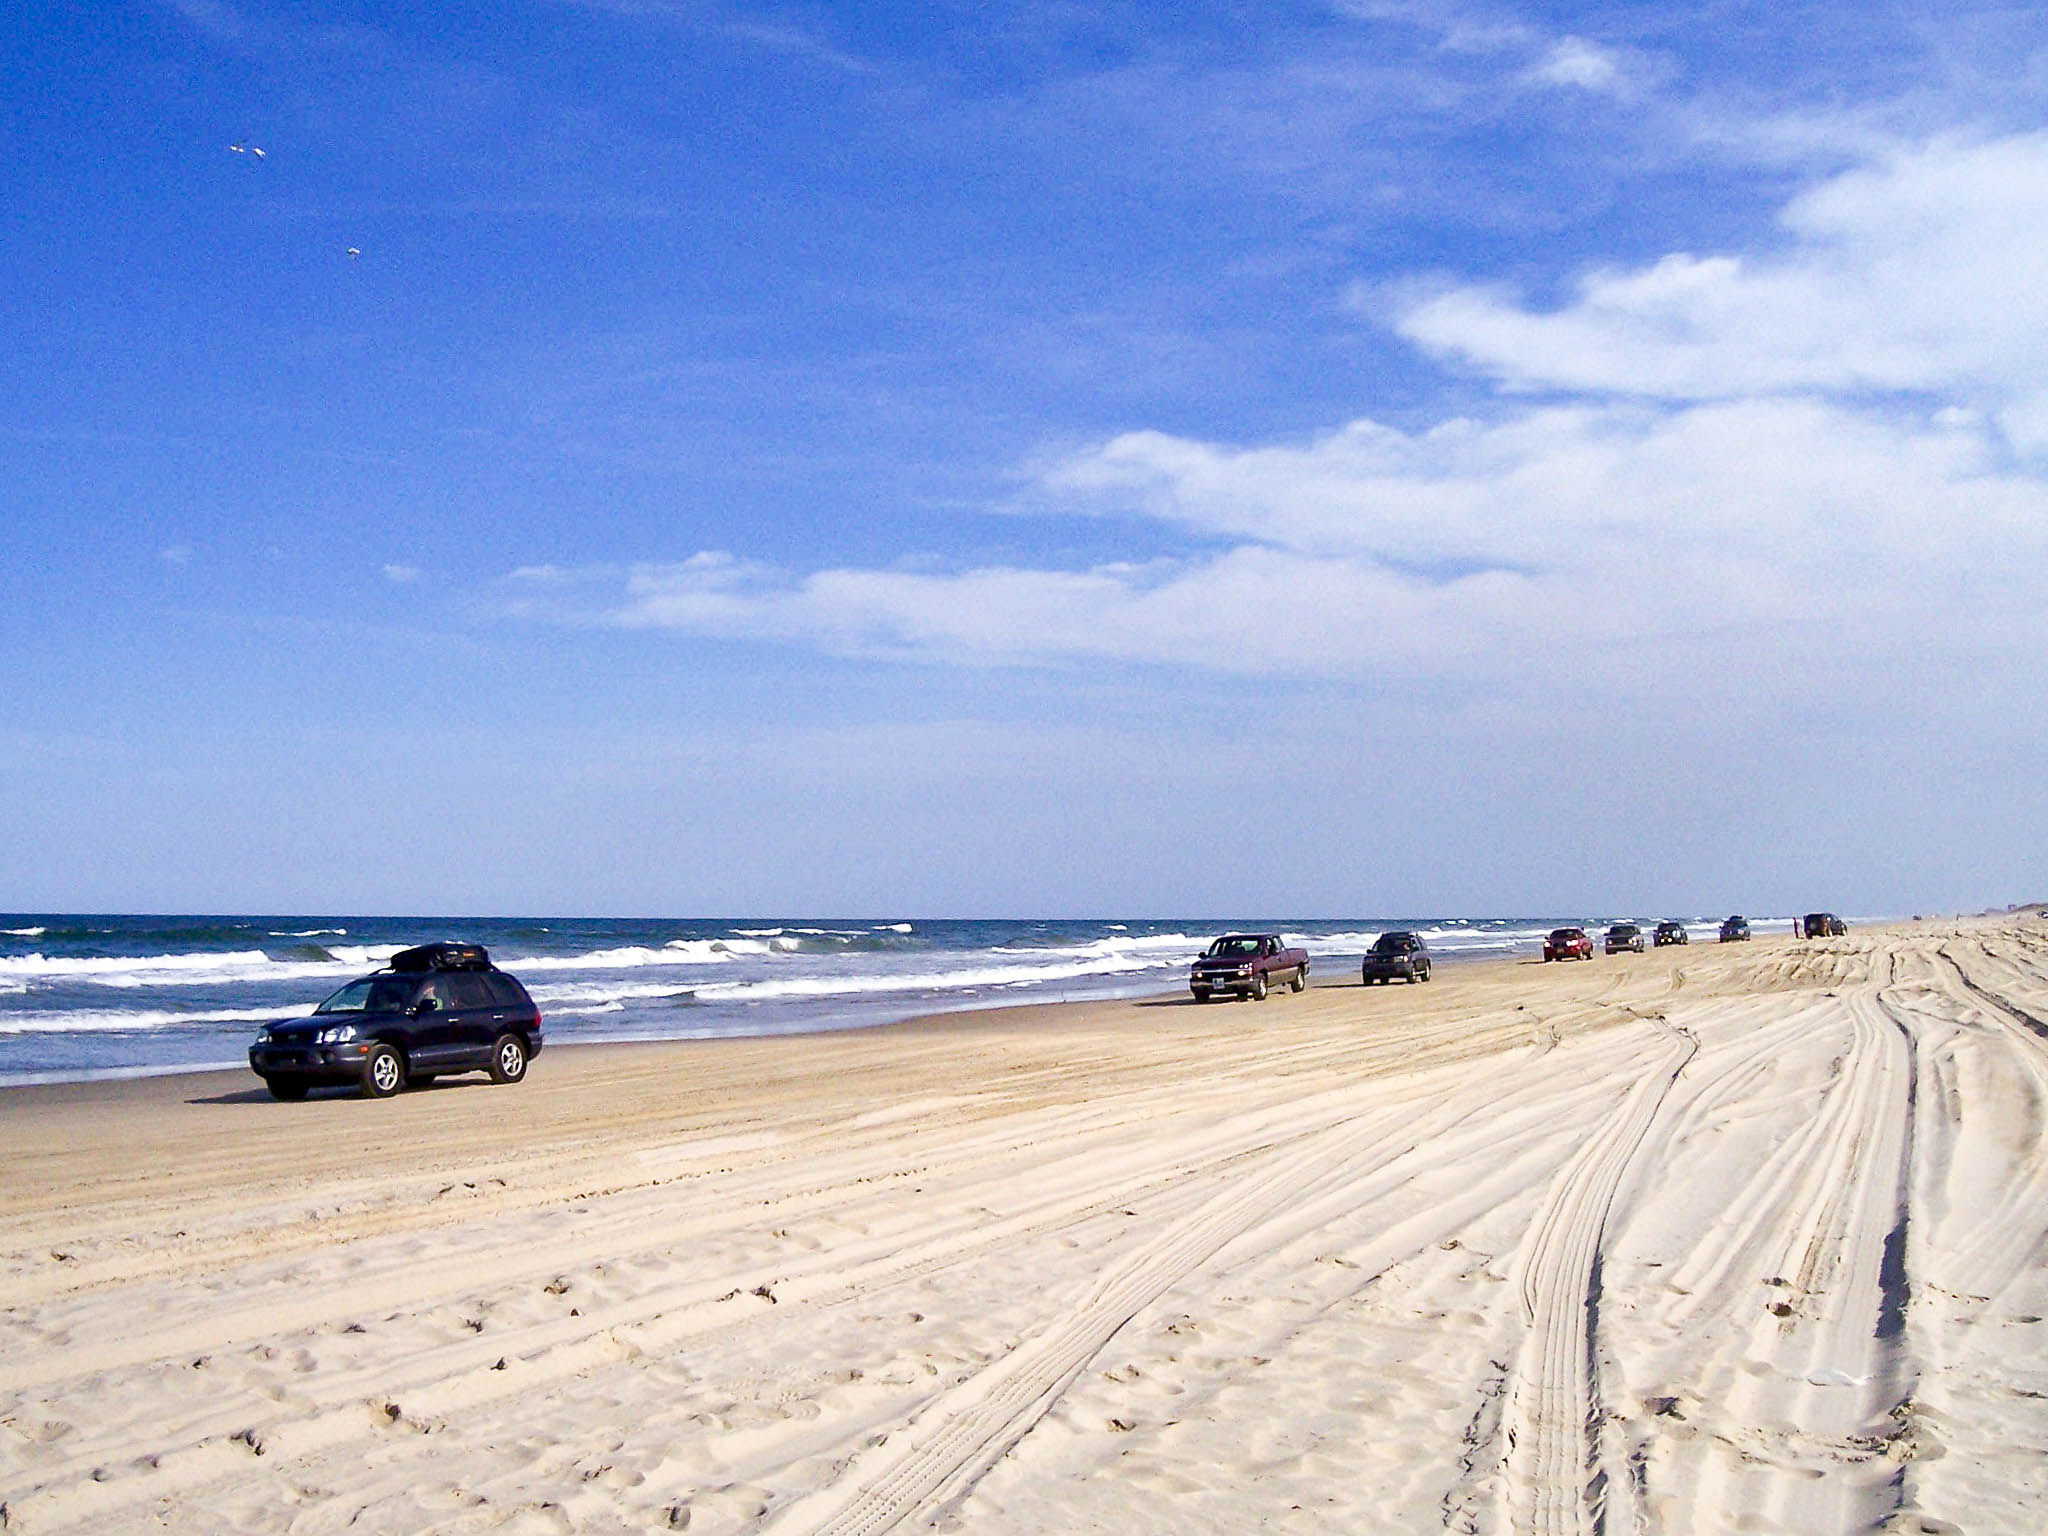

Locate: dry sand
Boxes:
[4,920,2047,1534]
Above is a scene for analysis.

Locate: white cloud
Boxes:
[519,129,2048,697]
[577,395,2044,682]
[160,545,193,566]
[1396,132,2048,406]
[382,563,422,584]
[1530,37,1620,91]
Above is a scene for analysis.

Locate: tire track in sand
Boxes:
[753,1052,1573,1536]
[1499,1015,1696,1536]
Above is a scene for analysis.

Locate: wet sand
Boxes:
[3,920,2046,1534]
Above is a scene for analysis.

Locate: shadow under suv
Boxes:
[249,943,543,1100]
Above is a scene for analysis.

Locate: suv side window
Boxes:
[447,974,496,1009]
[486,973,530,1008]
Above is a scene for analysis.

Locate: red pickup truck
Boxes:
[1189,933,1311,1002]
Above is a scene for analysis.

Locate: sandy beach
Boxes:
[3,920,2046,1534]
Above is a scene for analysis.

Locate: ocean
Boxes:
[0,913,1772,1086]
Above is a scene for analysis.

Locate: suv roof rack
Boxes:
[387,942,493,973]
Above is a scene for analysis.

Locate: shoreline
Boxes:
[0,925,1783,1093]
[0,936,1637,1100]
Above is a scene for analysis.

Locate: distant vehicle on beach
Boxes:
[1544,927,1594,961]
[1605,923,1646,955]
[1189,933,1309,1002]
[248,942,543,1100]
[1719,915,1751,942]
[1802,912,1848,937]
[1361,931,1431,984]
[1653,921,1690,946]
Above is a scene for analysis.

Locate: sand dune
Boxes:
[3,921,2046,1533]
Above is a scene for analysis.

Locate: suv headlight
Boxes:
[255,1026,273,1044]
[315,1023,360,1045]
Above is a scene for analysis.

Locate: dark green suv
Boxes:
[248,943,543,1100]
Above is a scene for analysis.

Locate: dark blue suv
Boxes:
[249,943,543,1100]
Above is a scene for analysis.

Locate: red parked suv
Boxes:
[1543,927,1594,961]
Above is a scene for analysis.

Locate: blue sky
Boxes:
[4,1,2046,917]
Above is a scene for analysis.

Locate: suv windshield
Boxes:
[1371,933,1414,953]
[315,977,417,1015]
[1208,937,1261,956]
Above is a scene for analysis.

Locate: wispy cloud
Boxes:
[1395,132,2048,419]
[555,0,877,73]
[531,395,2042,681]
[1529,37,1622,92]
[504,126,2048,692]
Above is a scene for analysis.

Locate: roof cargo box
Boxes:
[388,942,492,973]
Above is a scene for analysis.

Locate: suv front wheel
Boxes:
[489,1033,529,1085]
[362,1043,406,1098]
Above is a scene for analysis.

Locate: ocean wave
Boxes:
[502,939,773,971]
[524,980,701,1006]
[689,951,1184,1004]
[270,928,347,938]
[0,1004,308,1034]
[3,926,47,937]
[0,946,399,989]
[995,932,1209,959]
[1288,926,1558,955]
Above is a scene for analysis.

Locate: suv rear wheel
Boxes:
[489,1033,529,1085]
[362,1043,405,1098]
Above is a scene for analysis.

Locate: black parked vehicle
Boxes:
[249,943,543,1100]
[1605,923,1646,955]
[1802,912,1848,937]
[1361,931,1431,984]
[1653,921,1690,946]
[1719,915,1751,942]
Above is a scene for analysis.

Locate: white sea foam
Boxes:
[524,979,701,1005]
[0,1004,308,1034]
[3,926,48,937]
[688,951,1184,1004]
[0,946,400,990]
[995,932,1208,959]
[503,939,773,971]
[878,922,914,933]
[271,928,347,938]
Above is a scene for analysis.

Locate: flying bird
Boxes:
[346,246,361,259]
[228,142,267,158]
